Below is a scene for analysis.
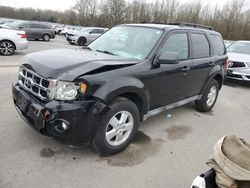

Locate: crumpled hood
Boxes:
[228,52,250,63]
[22,48,138,81]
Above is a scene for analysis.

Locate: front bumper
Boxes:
[226,68,250,81]
[12,83,108,144]
[66,36,78,44]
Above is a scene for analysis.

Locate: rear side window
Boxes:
[40,24,51,29]
[98,29,105,34]
[210,34,225,55]
[191,33,210,58]
[160,33,189,60]
[21,24,31,28]
[29,24,41,28]
[90,29,98,34]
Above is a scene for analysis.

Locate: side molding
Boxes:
[143,95,202,121]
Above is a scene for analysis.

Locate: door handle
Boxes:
[182,66,190,72]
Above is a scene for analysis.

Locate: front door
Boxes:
[144,31,193,109]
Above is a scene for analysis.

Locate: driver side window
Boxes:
[160,33,189,60]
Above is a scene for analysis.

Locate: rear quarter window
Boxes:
[40,24,51,29]
[191,33,210,58]
[210,34,225,55]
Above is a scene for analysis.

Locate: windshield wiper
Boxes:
[96,49,117,56]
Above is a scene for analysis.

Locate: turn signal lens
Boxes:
[80,83,87,93]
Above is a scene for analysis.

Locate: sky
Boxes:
[0,0,233,11]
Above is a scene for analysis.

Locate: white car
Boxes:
[0,28,28,56]
[66,27,108,46]
[226,41,250,81]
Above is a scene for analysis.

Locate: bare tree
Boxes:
[101,0,128,26]
[1,0,250,40]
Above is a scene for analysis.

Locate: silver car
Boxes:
[0,28,28,56]
[226,41,250,81]
[66,27,108,46]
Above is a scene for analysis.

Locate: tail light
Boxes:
[17,33,27,39]
[224,57,229,70]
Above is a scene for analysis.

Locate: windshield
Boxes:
[3,21,25,28]
[227,41,250,55]
[88,26,163,60]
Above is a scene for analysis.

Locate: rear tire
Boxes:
[78,37,87,46]
[93,97,140,156]
[195,79,219,112]
[0,40,15,56]
[43,34,50,42]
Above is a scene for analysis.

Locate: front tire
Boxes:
[0,40,15,56]
[93,97,140,156]
[195,79,219,112]
[77,37,87,46]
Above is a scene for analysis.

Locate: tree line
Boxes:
[0,0,250,40]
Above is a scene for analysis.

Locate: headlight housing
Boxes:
[54,81,86,101]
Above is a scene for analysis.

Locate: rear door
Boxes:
[29,24,42,39]
[185,31,213,97]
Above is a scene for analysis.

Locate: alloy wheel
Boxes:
[105,111,134,146]
[0,41,14,55]
[207,86,217,107]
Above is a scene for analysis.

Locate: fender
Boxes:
[91,76,149,115]
[200,64,224,94]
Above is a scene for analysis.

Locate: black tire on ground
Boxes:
[0,40,15,56]
[93,97,140,156]
[195,79,220,112]
[42,34,50,42]
[78,37,87,46]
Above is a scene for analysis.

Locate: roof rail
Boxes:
[167,22,214,30]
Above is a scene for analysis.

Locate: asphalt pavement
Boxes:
[0,36,250,188]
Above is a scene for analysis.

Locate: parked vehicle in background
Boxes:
[66,27,108,46]
[1,21,55,41]
[61,26,82,36]
[226,41,250,81]
[0,28,28,56]
[0,20,9,25]
[12,23,227,155]
[224,40,235,48]
[53,25,64,35]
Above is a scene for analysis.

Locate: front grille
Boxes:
[229,61,246,68]
[18,67,51,101]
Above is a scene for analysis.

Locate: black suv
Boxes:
[12,23,228,155]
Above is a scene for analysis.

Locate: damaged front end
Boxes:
[12,81,109,145]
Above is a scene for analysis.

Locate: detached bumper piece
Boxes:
[12,83,108,144]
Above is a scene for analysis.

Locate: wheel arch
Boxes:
[0,39,16,50]
[100,86,149,122]
[43,33,51,38]
[201,71,224,95]
[213,74,223,89]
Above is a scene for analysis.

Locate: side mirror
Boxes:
[157,51,179,64]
